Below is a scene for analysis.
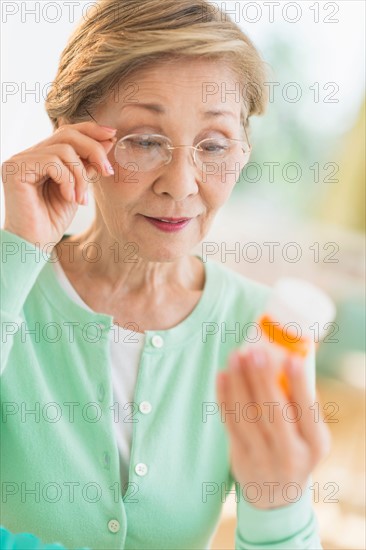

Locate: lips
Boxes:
[142,215,193,233]
[145,216,191,223]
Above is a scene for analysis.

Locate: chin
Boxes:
[139,242,192,263]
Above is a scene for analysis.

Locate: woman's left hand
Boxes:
[216,347,331,509]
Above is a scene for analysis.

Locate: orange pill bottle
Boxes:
[241,278,336,396]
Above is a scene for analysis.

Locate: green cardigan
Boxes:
[0,228,322,550]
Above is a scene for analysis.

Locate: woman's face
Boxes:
[92,58,247,262]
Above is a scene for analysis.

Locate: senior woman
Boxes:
[0,1,330,549]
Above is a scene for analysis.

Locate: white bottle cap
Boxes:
[264,277,336,341]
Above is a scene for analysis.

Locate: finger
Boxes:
[216,370,226,410]
[18,152,77,202]
[227,351,266,451]
[49,126,117,178]
[56,120,117,140]
[44,177,78,211]
[9,152,74,201]
[25,121,117,155]
[283,355,316,438]
[283,356,332,461]
[44,144,90,203]
[244,347,300,446]
[240,347,282,444]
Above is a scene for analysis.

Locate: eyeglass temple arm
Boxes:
[85,109,98,124]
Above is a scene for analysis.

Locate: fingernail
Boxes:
[72,189,76,203]
[100,125,117,133]
[105,163,115,175]
[251,348,265,367]
[82,191,89,206]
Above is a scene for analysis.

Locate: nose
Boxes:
[152,147,200,202]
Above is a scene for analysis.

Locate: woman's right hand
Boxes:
[1,121,117,250]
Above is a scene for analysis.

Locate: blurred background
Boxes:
[1,1,365,549]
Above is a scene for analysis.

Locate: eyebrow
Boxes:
[120,103,237,119]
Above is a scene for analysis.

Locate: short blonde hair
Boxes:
[45,0,269,130]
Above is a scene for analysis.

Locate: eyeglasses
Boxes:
[86,110,252,179]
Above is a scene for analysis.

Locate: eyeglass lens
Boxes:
[114,134,250,175]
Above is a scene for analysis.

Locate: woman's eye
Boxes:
[131,139,160,149]
[139,140,154,148]
[202,142,228,153]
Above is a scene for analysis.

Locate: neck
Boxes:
[56,219,203,296]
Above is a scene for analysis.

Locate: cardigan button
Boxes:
[107,519,120,533]
[135,463,148,476]
[151,334,164,348]
[139,401,152,414]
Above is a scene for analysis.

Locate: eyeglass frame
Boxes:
[85,109,252,172]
